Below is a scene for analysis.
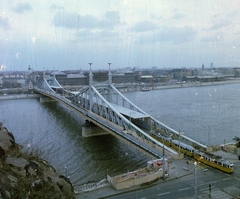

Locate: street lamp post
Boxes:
[194,161,197,199]
[162,137,165,179]
[178,130,180,154]
[158,133,166,179]
[178,130,184,155]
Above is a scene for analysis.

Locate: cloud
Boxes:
[210,19,231,30]
[53,10,120,30]
[234,31,240,36]
[12,2,33,14]
[226,10,239,18]
[200,34,223,43]
[172,13,185,20]
[104,11,119,22]
[133,21,157,32]
[156,26,197,44]
[0,17,10,30]
[75,29,118,43]
[50,4,64,10]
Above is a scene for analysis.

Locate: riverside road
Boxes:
[103,157,240,199]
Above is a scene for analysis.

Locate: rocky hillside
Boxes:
[0,124,75,199]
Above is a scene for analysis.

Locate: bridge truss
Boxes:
[65,82,179,157]
[35,73,207,159]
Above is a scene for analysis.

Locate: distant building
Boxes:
[66,73,86,85]
[52,71,67,85]
[183,75,225,82]
[28,65,33,75]
[210,62,213,68]
[140,75,153,83]
[53,71,87,86]
[1,75,25,88]
[53,70,135,86]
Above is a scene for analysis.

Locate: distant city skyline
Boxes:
[1,1,240,71]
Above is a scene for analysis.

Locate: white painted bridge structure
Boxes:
[34,65,208,159]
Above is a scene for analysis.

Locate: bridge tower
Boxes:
[108,63,112,85]
[108,63,112,102]
[89,63,93,112]
[82,62,110,137]
[89,63,93,86]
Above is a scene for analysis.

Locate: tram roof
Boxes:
[109,103,150,119]
[172,140,195,150]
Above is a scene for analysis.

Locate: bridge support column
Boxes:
[82,120,110,137]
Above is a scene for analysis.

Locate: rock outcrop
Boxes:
[0,124,75,199]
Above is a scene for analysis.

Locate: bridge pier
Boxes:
[82,120,110,137]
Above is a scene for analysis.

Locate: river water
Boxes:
[0,83,240,185]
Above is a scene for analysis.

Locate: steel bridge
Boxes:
[34,67,208,159]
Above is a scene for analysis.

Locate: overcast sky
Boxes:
[0,0,240,71]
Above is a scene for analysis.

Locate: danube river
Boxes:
[0,82,240,185]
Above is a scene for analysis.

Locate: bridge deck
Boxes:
[109,103,150,119]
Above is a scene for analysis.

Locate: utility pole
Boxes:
[178,130,181,155]
[178,130,184,156]
[178,130,180,154]
[158,133,166,179]
[194,162,197,199]
[162,138,165,179]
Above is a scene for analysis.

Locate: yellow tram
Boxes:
[151,133,234,173]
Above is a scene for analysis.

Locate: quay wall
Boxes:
[118,79,240,93]
[107,169,163,190]
[0,93,40,100]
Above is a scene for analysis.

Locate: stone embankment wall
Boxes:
[0,124,75,199]
[107,168,163,190]
[0,94,40,101]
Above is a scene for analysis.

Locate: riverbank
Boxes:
[0,93,40,100]
[118,79,240,93]
[0,124,75,199]
[155,79,240,90]
[1,79,240,100]
[79,150,239,199]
